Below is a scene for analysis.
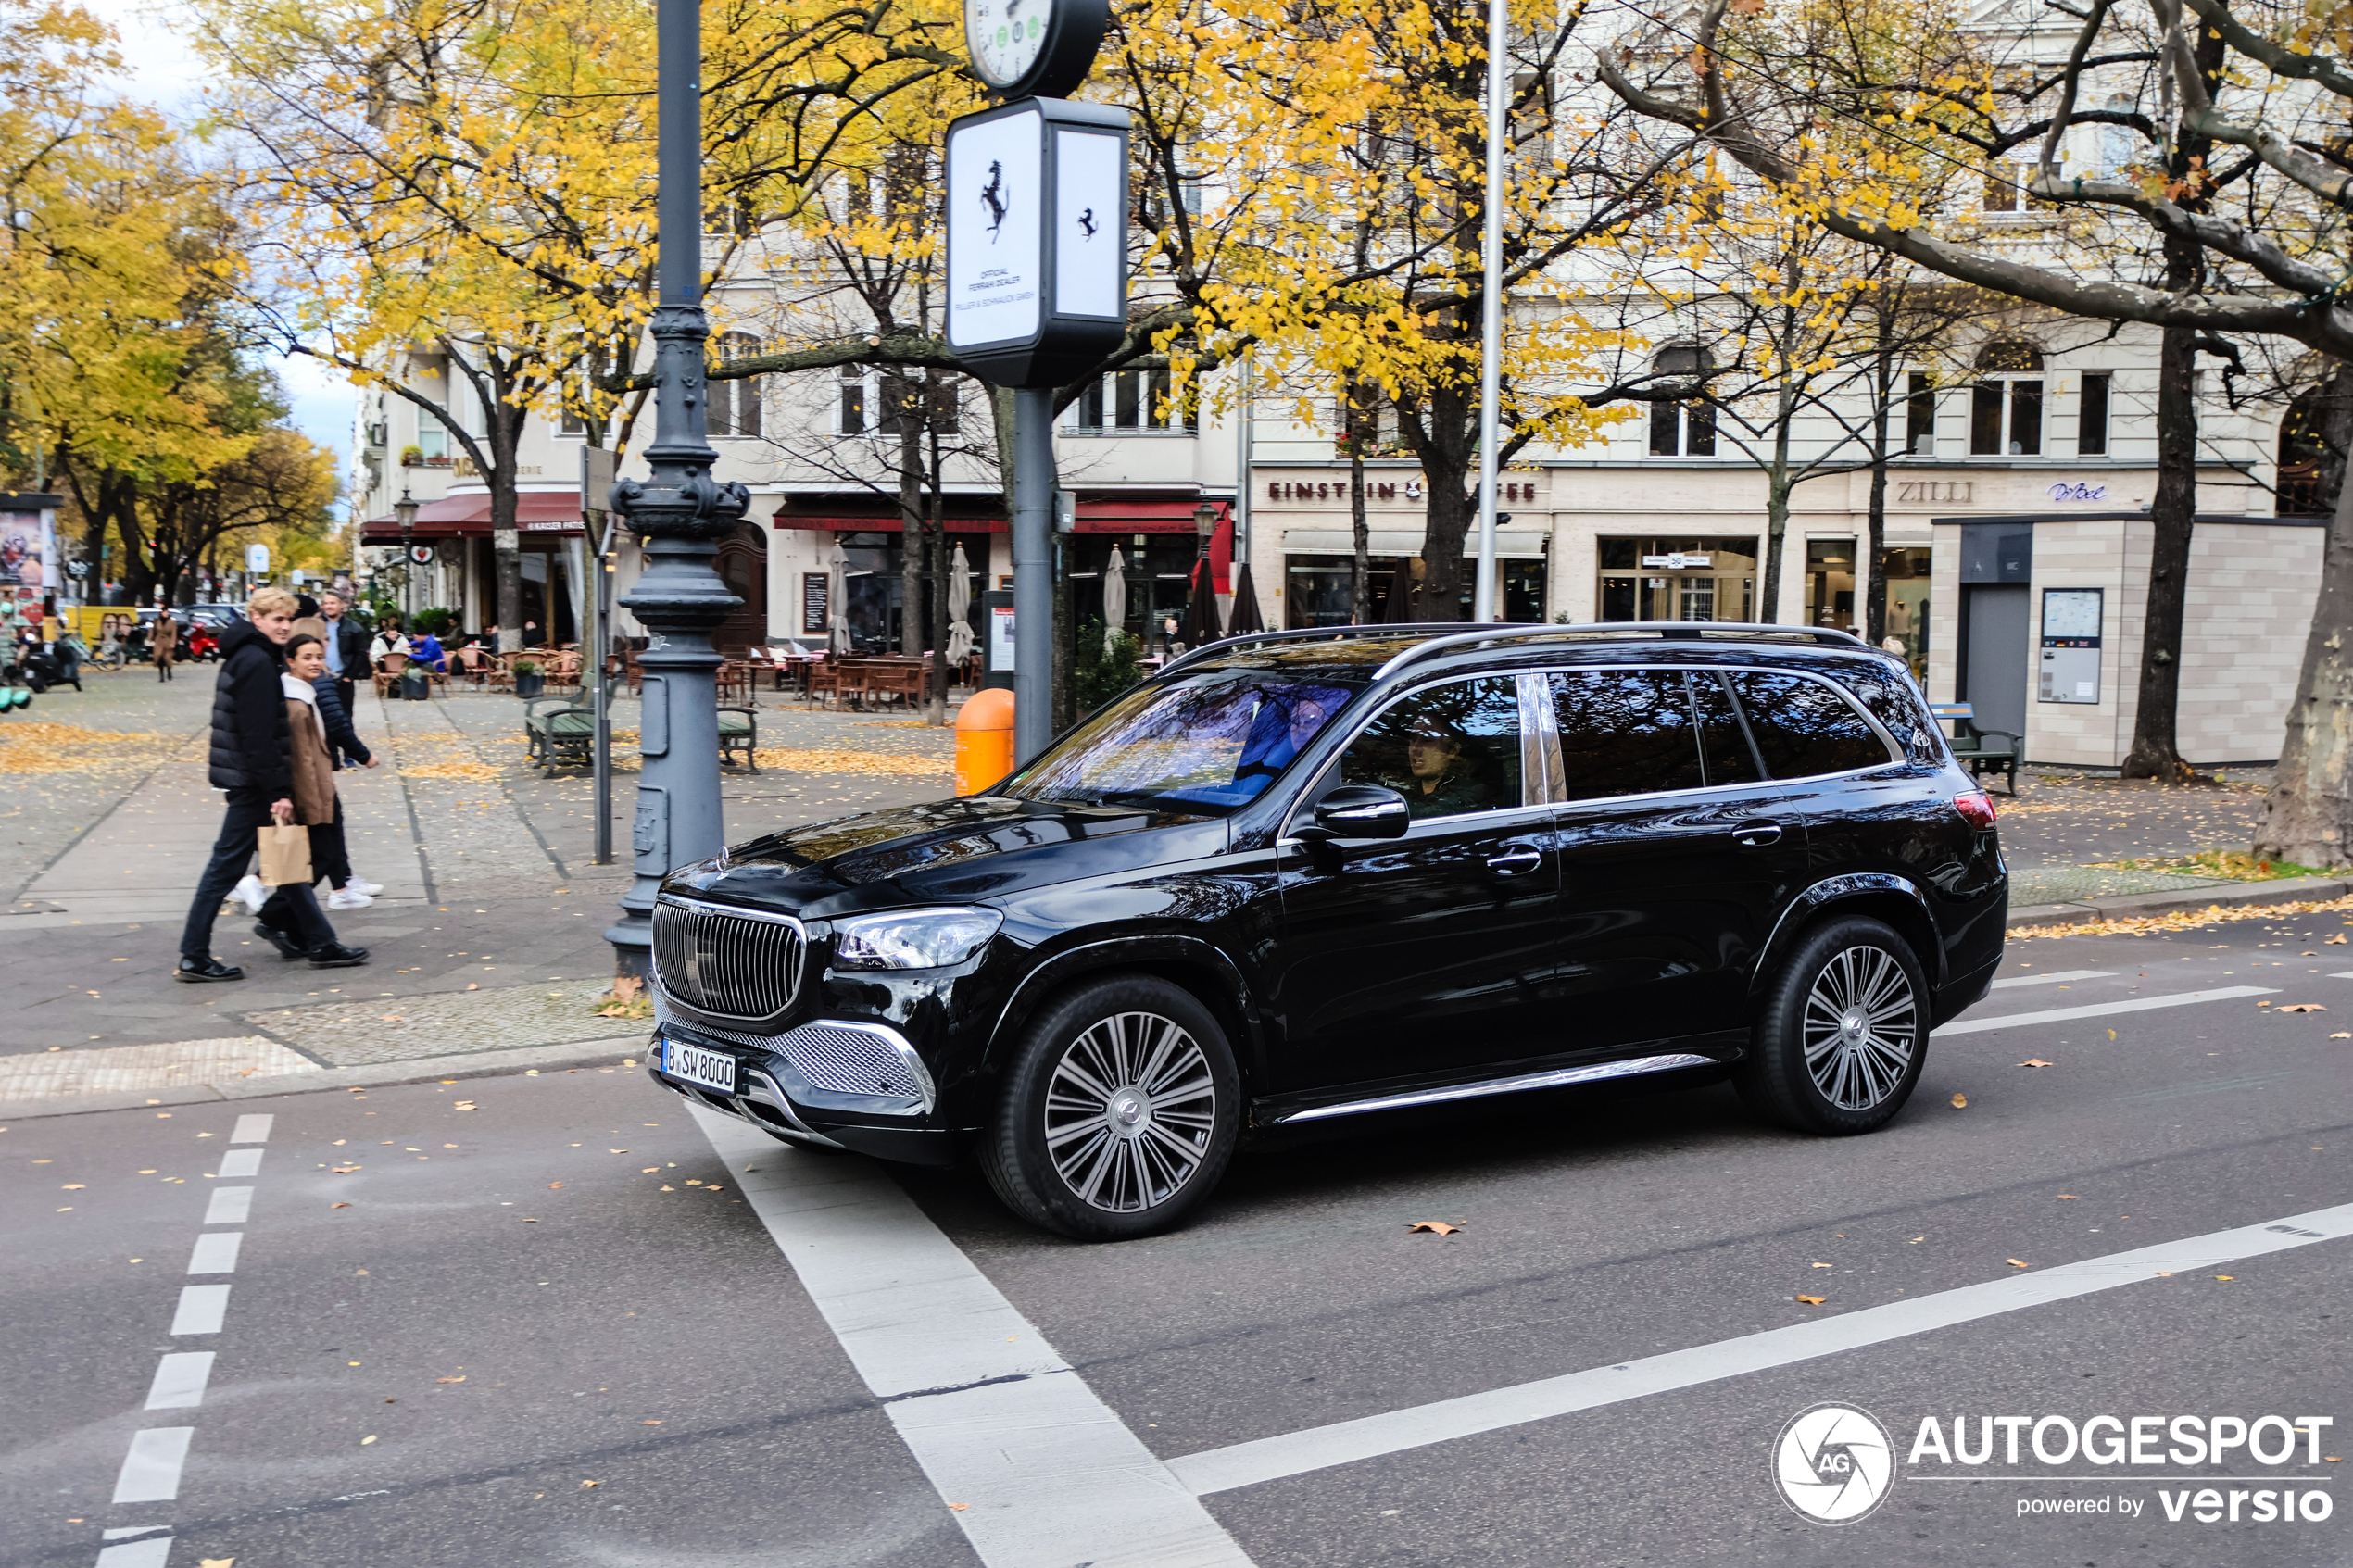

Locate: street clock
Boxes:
[964,0,1109,100]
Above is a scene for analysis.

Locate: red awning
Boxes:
[359,491,583,542]
[1075,498,1228,534]
[772,512,1007,533]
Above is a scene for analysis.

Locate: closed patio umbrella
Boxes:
[1101,543,1127,655]
[1225,561,1265,635]
[826,540,851,655]
[945,543,975,667]
[1183,556,1222,648]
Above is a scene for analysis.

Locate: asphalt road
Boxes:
[5,919,2348,1568]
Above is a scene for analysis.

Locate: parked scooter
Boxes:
[184,623,220,662]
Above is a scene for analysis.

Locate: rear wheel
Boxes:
[980,974,1239,1240]
[1737,915,1927,1135]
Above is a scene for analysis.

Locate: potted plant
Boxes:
[398,444,424,467]
[511,658,544,698]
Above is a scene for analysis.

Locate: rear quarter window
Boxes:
[1730,671,1896,779]
[1832,663,1943,765]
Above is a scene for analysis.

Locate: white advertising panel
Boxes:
[1053,129,1124,319]
[947,108,1043,350]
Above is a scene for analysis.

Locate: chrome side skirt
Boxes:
[1272,1052,1720,1125]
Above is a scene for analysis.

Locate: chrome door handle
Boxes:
[1486,847,1542,875]
[1733,822,1783,848]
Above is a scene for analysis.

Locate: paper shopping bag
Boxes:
[256,822,312,886]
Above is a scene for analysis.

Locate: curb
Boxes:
[0,1035,651,1123]
[2007,873,2351,932]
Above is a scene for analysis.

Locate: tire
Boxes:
[1736,915,1928,1135]
[979,974,1240,1241]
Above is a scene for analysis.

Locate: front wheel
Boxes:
[1736,915,1928,1135]
[979,975,1240,1241]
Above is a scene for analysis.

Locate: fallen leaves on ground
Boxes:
[2214,1275,2234,1282]
[331,1165,360,1174]
[1795,1295,1826,1306]
[2007,1259,2029,1268]
[401,760,500,781]
[2058,1194,2080,1199]
[2279,1003,2327,1012]
[2010,891,2353,940]
[436,1375,465,1384]
[331,1201,351,1209]
[580,1480,599,1488]
[453,1100,478,1110]
[749,746,951,777]
[0,722,175,774]
[360,1435,377,1446]
[1407,1221,1462,1235]
[2332,1032,2351,1039]
[1950,1093,1969,1109]
[2017,1059,2054,1068]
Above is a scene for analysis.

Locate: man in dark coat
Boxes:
[176,590,367,980]
[317,588,369,721]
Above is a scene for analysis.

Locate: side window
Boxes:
[1835,664,1936,764]
[1340,677,1525,820]
[1550,670,1705,800]
[1690,671,1764,785]
[1729,671,1895,778]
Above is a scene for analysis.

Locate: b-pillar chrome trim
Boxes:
[1272,1052,1719,1124]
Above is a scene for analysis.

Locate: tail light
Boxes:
[1953,789,1997,829]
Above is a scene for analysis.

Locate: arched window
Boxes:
[1647,345,1716,458]
[711,332,762,439]
[1971,341,2045,455]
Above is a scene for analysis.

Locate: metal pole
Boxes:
[1472,0,1508,622]
[603,0,748,976]
[590,532,611,864]
[1235,357,1252,574]
[1012,385,1055,764]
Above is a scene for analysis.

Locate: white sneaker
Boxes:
[327,888,374,910]
[344,874,384,897]
[231,874,268,914]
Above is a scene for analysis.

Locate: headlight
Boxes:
[832,908,1002,971]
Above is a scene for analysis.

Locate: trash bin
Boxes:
[953,687,1016,796]
[400,666,431,700]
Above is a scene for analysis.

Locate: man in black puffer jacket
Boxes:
[177,591,368,980]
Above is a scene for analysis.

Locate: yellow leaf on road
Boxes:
[1407,1221,1462,1235]
[1795,1295,1826,1305]
[2017,1059,2053,1068]
[2280,1003,2327,1012]
[360,1436,376,1445]
[437,1376,465,1383]
[2214,1275,2234,1282]
[454,1101,478,1110]
[1950,1093,1969,1109]
[2007,1259,2029,1268]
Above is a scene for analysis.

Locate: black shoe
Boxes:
[254,922,305,961]
[307,943,370,969]
[175,957,245,983]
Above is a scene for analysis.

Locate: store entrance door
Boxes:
[1961,583,2030,739]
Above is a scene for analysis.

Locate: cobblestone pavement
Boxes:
[0,671,959,1072]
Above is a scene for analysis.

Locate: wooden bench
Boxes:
[522,698,597,776]
[1931,704,2020,794]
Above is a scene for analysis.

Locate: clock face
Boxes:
[966,0,1049,89]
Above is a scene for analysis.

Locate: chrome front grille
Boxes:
[651,896,805,1023]
[652,989,932,1112]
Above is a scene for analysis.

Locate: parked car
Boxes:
[643,622,2007,1239]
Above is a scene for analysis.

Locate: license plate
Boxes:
[662,1038,736,1094]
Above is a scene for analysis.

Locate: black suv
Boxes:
[645,623,2006,1238]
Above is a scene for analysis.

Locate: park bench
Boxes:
[522,699,760,776]
[1931,703,2020,795]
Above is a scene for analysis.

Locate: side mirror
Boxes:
[1295,784,1412,843]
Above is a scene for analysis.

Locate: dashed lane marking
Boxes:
[201,1186,252,1225]
[143,1352,215,1411]
[110,1427,193,1503]
[228,1113,274,1143]
[170,1285,229,1336]
[215,1148,262,1178]
[184,1232,240,1274]
[1936,985,2278,1036]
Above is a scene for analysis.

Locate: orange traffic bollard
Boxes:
[954,687,1017,796]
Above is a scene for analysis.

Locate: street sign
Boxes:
[245,543,270,573]
[944,97,1130,388]
[408,545,435,566]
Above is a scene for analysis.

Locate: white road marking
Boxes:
[228,1112,273,1143]
[102,1528,170,1539]
[215,1148,262,1178]
[170,1285,230,1335]
[2332,972,2353,980]
[1936,985,2277,1036]
[143,1352,216,1411]
[692,1105,1257,1568]
[1990,970,2114,989]
[1164,1200,2353,1496]
[110,1427,194,1502]
[202,1186,253,1225]
[185,1232,241,1275]
[94,1538,172,1568]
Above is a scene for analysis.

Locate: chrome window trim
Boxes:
[1537,662,1901,808]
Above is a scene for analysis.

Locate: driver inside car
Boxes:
[1389,719,1495,818]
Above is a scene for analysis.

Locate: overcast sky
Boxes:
[76,0,357,519]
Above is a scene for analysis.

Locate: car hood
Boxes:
[667,795,1226,915]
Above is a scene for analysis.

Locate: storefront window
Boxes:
[1881,546,1931,676]
[1595,537,1756,622]
[1806,539,1856,632]
[1285,555,1547,628]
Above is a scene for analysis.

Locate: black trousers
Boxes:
[331,676,356,722]
[180,789,334,960]
[309,798,351,891]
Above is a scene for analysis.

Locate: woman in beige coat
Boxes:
[152,611,178,682]
[245,632,364,967]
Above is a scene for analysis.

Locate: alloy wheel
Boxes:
[1800,945,1919,1111]
[1043,1010,1218,1213]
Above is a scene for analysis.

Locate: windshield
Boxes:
[1000,668,1361,811]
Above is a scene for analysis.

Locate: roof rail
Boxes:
[1157,623,1499,680]
[1372,621,1880,681]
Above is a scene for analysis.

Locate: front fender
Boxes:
[988,933,1265,1078]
